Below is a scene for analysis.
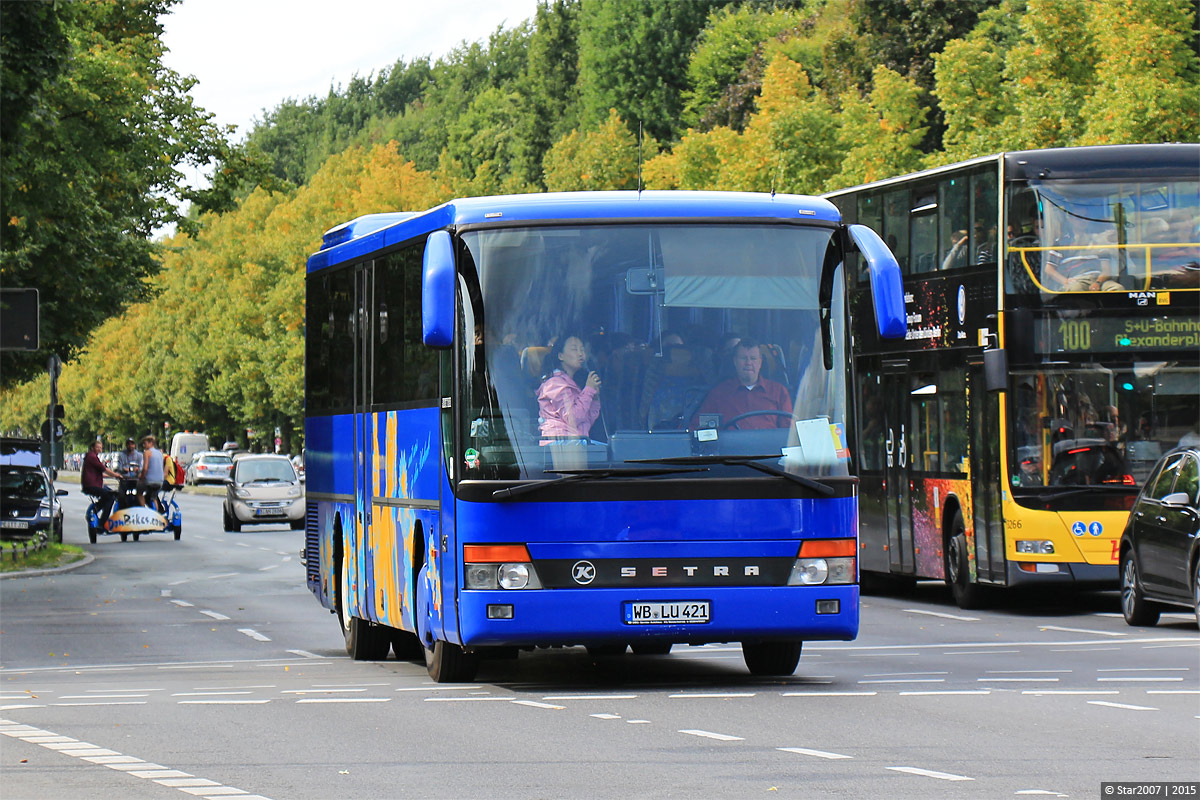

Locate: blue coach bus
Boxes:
[304,191,906,682]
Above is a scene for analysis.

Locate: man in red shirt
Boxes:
[692,339,793,430]
[81,439,123,529]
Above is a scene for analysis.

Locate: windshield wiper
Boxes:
[627,455,835,497]
[492,466,709,500]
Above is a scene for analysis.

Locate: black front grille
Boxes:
[304,502,320,584]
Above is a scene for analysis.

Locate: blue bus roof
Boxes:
[307,191,842,273]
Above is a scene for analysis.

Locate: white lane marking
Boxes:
[807,636,1189,652]
[1097,667,1192,671]
[295,698,391,704]
[258,564,280,571]
[544,694,638,701]
[627,720,651,724]
[986,669,1071,674]
[127,769,192,778]
[191,685,276,690]
[679,729,744,741]
[205,573,239,580]
[1016,791,1068,797]
[179,700,272,705]
[313,683,392,687]
[978,678,1060,683]
[172,691,254,697]
[235,542,252,547]
[155,778,221,787]
[778,747,851,760]
[1050,647,1119,652]
[669,693,755,699]
[282,556,291,562]
[20,735,75,743]
[944,650,1020,656]
[167,579,190,586]
[281,688,366,694]
[1039,625,1126,637]
[237,629,272,642]
[200,610,230,621]
[591,713,621,719]
[900,691,991,696]
[859,679,944,684]
[864,672,948,677]
[1097,677,1184,682]
[59,694,148,699]
[82,755,148,764]
[52,701,147,707]
[512,700,565,710]
[424,696,511,702]
[1147,690,1200,695]
[60,748,121,756]
[1023,690,1118,696]
[782,691,877,697]
[1088,700,1157,711]
[887,766,974,781]
[285,650,322,659]
[171,600,194,607]
[903,608,980,622]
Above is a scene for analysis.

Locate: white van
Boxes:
[169,432,210,467]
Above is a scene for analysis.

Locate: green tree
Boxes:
[0,0,227,387]
[829,65,927,188]
[543,109,656,191]
[577,0,724,143]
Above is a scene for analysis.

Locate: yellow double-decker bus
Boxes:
[826,144,1199,607]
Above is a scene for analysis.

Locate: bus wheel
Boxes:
[945,510,984,610]
[742,641,802,675]
[337,558,389,660]
[425,639,479,683]
[391,629,424,661]
[1120,551,1160,627]
[630,643,672,656]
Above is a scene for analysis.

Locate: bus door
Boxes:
[968,364,1005,583]
[353,263,374,585]
[882,364,915,575]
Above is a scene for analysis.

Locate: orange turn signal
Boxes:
[798,539,857,558]
[464,544,531,563]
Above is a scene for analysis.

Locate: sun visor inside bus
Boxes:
[655,227,818,310]
[847,224,907,339]
[422,230,455,347]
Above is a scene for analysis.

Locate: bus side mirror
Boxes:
[422,230,455,347]
[847,224,906,339]
[984,348,1007,392]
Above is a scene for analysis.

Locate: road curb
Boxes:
[0,552,96,580]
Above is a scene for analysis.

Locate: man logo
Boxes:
[571,560,596,585]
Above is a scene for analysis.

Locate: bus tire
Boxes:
[945,509,984,610]
[1120,550,1160,627]
[631,642,672,656]
[391,629,424,661]
[742,641,802,675]
[425,639,478,683]
[336,555,390,660]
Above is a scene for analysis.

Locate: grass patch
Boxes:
[0,540,87,573]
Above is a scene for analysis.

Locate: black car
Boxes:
[1,438,67,543]
[1118,445,1200,627]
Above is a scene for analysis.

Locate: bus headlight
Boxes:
[788,557,856,585]
[463,544,543,590]
[1015,540,1055,554]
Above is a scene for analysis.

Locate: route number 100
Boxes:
[1057,320,1091,351]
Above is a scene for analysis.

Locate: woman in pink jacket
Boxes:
[536,334,602,442]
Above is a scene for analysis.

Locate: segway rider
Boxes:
[82,439,122,529]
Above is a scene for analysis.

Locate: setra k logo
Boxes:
[571,560,596,585]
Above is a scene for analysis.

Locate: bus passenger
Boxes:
[536,334,602,444]
[691,338,792,430]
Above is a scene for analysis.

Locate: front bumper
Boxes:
[230,497,304,524]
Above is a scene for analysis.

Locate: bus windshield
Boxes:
[1010,363,1199,492]
[1006,176,1199,297]
[458,223,847,481]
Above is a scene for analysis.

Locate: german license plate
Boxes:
[254,508,284,517]
[1,520,29,529]
[624,601,710,625]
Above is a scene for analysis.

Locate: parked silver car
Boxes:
[222,454,304,532]
[185,451,233,485]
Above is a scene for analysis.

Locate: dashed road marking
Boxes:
[679,729,743,741]
[903,608,980,622]
[1039,625,1126,637]
[238,628,271,642]
[778,746,851,760]
[512,700,565,710]
[1088,700,1157,711]
[199,610,230,621]
[887,766,973,781]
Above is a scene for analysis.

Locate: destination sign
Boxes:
[1035,315,1200,354]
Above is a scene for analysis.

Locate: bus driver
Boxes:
[691,338,792,430]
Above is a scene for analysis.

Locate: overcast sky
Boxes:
[162,0,541,141]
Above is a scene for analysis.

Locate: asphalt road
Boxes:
[1,489,1197,799]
